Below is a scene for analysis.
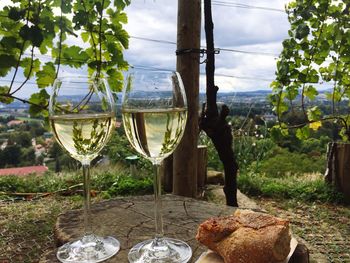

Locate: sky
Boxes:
[123,0,290,93]
[0,0,291,97]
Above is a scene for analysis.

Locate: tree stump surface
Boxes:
[40,194,309,262]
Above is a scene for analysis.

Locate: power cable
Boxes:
[211,1,285,13]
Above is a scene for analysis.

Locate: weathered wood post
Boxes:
[173,0,201,197]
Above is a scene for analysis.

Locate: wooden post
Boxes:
[197,145,208,196]
[173,0,201,197]
[161,155,173,193]
[325,142,350,204]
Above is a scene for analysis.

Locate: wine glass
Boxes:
[49,75,120,263]
[122,69,192,263]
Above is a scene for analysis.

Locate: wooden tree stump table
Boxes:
[40,194,309,263]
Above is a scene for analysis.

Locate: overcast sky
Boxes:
[0,0,291,97]
[124,0,290,93]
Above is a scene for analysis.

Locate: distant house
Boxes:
[0,166,48,177]
[7,120,24,127]
[34,144,46,157]
[262,114,277,122]
[43,132,53,139]
[0,139,8,150]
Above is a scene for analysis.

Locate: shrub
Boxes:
[0,166,153,198]
[254,147,326,177]
[237,172,344,203]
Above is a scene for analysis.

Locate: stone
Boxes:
[206,170,224,185]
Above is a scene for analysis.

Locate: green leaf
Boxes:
[61,45,90,68]
[81,32,90,43]
[304,85,318,100]
[296,126,310,140]
[61,0,73,13]
[36,62,56,88]
[8,7,25,21]
[307,106,322,121]
[0,37,19,51]
[28,89,49,117]
[295,23,310,40]
[0,86,14,104]
[20,58,40,78]
[19,25,31,41]
[107,68,123,92]
[0,54,17,76]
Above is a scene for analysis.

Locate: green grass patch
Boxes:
[238,172,344,203]
[0,165,153,199]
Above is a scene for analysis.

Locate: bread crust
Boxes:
[196,209,291,263]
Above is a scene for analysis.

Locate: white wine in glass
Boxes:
[122,70,192,263]
[49,75,120,263]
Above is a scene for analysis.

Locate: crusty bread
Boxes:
[196,209,291,263]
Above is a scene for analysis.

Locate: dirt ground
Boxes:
[207,185,350,263]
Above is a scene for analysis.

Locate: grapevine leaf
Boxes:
[36,62,56,88]
[296,126,310,140]
[307,106,322,121]
[31,26,44,47]
[61,46,89,68]
[8,7,25,21]
[0,54,17,76]
[304,85,318,100]
[295,23,310,39]
[20,58,40,78]
[0,86,14,104]
[28,89,49,117]
[309,121,322,131]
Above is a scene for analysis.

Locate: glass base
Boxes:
[128,237,192,263]
[57,234,120,263]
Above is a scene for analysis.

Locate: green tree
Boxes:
[21,147,36,166]
[1,144,21,167]
[9,131,32,147]
[271,1,350,200]
[0,0,130,117]
[271,0,350,141]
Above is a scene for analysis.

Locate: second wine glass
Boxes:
[122,69,192,263]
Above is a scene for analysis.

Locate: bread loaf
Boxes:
[196,209,291,263]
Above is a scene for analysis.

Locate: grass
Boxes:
[255,197,350,262]
[0,164,153,262]
[0,196,79,263]
[0,164,153,200]
[238,172,344,203]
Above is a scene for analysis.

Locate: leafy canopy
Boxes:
[0,0,130,116]
[270,0,350,141]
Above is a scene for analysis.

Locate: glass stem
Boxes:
[153,163,164,241]
[82,162,93,236]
